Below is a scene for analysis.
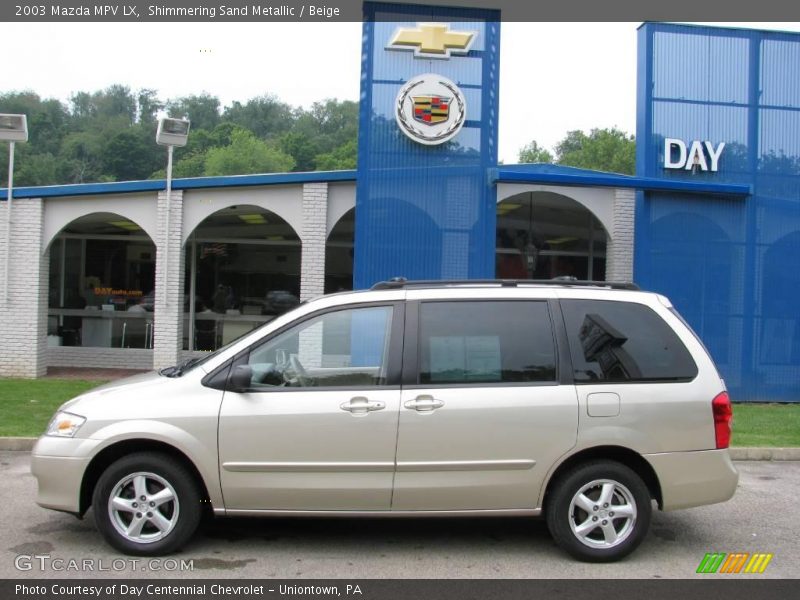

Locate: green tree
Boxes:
[315,139,357,170]
[0,146,62,187]
[283,99,358,171]
[279,130,320,172]
[151,122,241,179]
[167,93,221,131]
[137,88,163,126]
[517,140,553,163]
[2,86,363,186]
[555,127,635,174]
[204,127,295,176]
[69,86,137,126]
[223,95,294,139]
[59,130,107,183]
[102,129,157,181]
[94,85,137,124]
[150,152,207,179]
[0,92,70,185]
[517,128,636,175]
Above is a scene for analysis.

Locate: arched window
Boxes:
[496,192,607,280]
[47,213,155,349]
[183,205,301,351]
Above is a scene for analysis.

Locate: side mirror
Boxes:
[228,365,253,392]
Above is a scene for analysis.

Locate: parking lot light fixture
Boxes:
[1,113,29,303]
[156,118,190,306]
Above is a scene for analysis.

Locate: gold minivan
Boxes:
[32,280,737,562]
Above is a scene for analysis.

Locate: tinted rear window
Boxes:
[561,299,697,383]
[419,301,556,384]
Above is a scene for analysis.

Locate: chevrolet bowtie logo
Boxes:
[387,23,475,59]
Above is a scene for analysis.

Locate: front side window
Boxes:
[245,305,393,389]
[561,299,698,383]
[418,301,556,384]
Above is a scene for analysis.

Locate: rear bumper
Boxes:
[30,436,100,514]
[644,449,738,511]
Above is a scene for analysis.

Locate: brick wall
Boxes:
[47,347,154,370]
[153,190,185,370]
[300,182,328,301]
[606,188,636,282]
[0,198,48,377]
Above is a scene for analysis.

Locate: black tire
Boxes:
[92,452,201,556]
[545,460,652,562]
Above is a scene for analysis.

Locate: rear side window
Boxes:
[418,301,556,384]
[561,299,697,383]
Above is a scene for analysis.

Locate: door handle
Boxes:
[340,396,386,415]
[404,395,445,412]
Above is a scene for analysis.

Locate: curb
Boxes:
[0,437,37,451]
[0,438,799,459]
[729,447,800,461]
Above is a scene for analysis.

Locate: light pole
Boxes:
[155,117,190,308]
[0,113,28,304]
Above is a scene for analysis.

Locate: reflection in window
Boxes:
[184,205,301,351]
[246,306,393,388]
[496,192,606,281]
[47,214,155,349]
[562,299,697,383]
[578,313,642,381]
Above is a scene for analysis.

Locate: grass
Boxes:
[732,403,800,447]
[0,378,799,446]
[0,378,106,437]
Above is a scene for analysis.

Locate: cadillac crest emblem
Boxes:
[395,74,466,145]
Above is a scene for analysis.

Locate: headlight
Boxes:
[46,411,86,438]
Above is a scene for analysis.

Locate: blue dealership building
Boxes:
[0,5,798,402]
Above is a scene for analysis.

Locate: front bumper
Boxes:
[644,448,739,511]
[30,436,102,514]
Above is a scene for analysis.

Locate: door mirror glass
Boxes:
[229,364,253,392]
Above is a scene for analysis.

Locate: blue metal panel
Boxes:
[493,164,750,196]
[636,23,800,402]
[354,2,500,289]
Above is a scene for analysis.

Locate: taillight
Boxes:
[712,392,733,449]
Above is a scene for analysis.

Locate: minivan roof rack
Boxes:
[370,277,640,291]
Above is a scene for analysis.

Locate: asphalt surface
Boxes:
[0,451,797,579]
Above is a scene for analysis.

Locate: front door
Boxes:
[218,303,403,511]
[393,297,579,510]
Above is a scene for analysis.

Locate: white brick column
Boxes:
[606,188,636,282]
[0,198,49,377]
[299,182,328,301]
[153,190,185,370]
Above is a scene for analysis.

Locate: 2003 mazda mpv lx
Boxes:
[32,279,738,562]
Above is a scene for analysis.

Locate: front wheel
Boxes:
[92,452,201,556]
[545,460,652,562]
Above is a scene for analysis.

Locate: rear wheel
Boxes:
[92,452,201,556]
[546,460,652,562]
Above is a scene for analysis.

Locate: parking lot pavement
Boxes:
[1,451,797,579]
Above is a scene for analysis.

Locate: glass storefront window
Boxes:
[496,192,607,280]
[183,205,302,351]
[326,208,355,293]
[47,213,156,349]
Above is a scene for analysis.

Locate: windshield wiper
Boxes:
[159,357,202,378]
